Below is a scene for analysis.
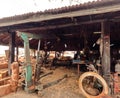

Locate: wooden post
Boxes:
[101,21,111,86]
[16,46,19,62]
[8,32,15,75]
[33,49,36,57]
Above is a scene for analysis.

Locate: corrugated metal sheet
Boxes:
[0,0,119,50]
[0,0,118,22]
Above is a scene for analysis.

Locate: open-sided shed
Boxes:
[0,0,120,88]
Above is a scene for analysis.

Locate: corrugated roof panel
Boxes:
[0,0,118,21]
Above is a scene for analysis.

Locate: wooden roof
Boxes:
[0,0,120,51]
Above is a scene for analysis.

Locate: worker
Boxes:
[74,51,80,60]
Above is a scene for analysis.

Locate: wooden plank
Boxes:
[0,69,8,79]
[0,3,120,27]
[0,63,8,69]
[0,76,10,82]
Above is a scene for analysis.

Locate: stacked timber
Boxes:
[0,62,8,69]
[0,62,19,97]
[0,69,8,79]
[10,62,19,91]
[0,60,8,79]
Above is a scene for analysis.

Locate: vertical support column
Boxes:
[8,32,15,75]
[16,46,19,62]
[35,40,41,82]
[101,21,111,86]
[20,33,33,91]
[33,49,36,57]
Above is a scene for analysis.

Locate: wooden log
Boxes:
[39,71,53,79]
[36,74,67,91]
[43,74,67,89]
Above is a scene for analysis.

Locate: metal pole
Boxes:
[34,40,41,82]
[37,40,41,63]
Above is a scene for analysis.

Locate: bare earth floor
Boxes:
[1,66,86,98]
[1,90,39,98]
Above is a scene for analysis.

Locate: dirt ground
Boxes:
[1,90,38,98]
[1,66,86,98]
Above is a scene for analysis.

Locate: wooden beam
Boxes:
[101,21,111,86]
[17,31,57,39]
[20,19,105,32]
[2,36,10,42]
[0,3,120,27]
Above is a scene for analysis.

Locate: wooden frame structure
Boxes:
[0,0,119,85]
